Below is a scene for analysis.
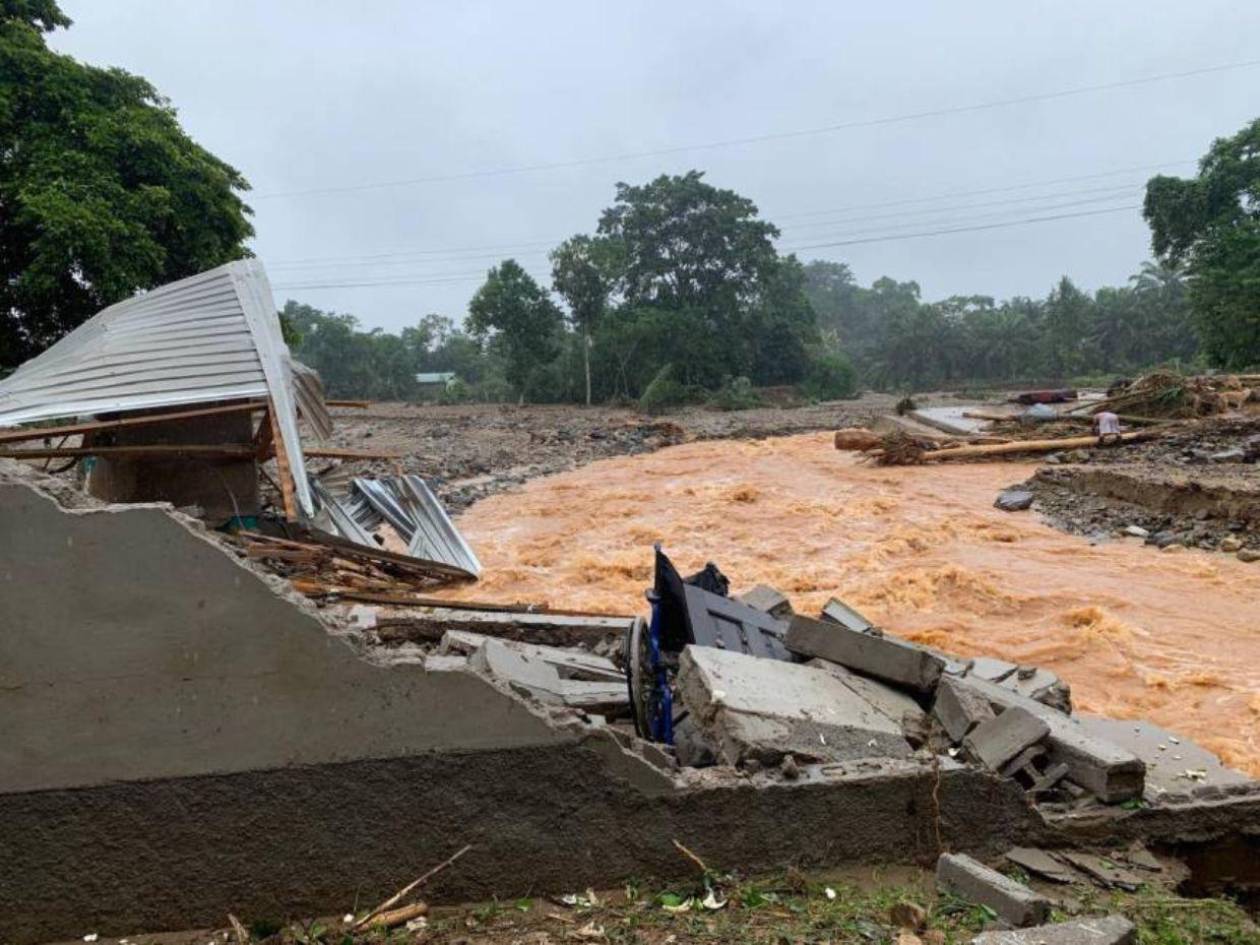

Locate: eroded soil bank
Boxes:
[436,432,1260,777]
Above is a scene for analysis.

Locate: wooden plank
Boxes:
[0,444,257,460]
[267,398,298,521]
[302,446,406,460]
[0,400,268,446]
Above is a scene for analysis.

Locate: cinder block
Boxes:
[963,707,1050,771]
[738,584,794,619]
[786,615,944,694]
[953,675,1145,803]
[936,853,1051,928]
[933,675,996,742]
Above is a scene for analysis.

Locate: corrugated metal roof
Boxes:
[317,473,482,578]
[414,372,456,384]
[0,259,315,515]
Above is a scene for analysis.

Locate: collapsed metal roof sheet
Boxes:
[322,474,482,578]
[0,260,314,515]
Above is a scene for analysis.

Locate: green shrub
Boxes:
[707,376,763,411]
[800,352,858,401]
[436,377,470,405]
[639,363,694,414]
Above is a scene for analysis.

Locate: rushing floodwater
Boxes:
[437,432,1260,777]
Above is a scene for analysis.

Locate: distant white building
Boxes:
[414,371,458,389]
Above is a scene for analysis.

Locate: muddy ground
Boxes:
[1017,417,1260,554]
[325,395,898,511]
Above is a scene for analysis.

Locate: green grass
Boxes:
[298,869,1259,945]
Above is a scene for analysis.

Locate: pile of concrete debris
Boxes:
[434,548,1255,814]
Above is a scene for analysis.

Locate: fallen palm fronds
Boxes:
[1068,371,1254,419]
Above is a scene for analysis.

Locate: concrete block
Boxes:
[970,915,1135,945]
[962,658,1072,714]
[964,707,1050,771]
[1073,717,1259,805]
[807,659,925,729]
[786,615,944,694]
[1004,847,1079,884]
[470,638,563,695]
[441,629,624,682]
[952,676,1144,803]
[933,676,997,742]
[820,597,876,633]
[738,584,794,619]
[936,853,1051,928]
[676,646,912,767]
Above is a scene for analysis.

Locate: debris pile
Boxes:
[1083,371,1257,419]
[0,260,481,598]
[448,547,1259,816]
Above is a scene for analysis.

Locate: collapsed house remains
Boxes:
[1,264,1257,942]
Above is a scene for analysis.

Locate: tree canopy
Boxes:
[467,259,564,399]
[1144,118,1260,369]
[0,0,253,367]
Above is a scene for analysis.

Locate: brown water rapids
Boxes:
[436,432,1260,776]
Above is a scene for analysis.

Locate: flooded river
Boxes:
[438,432,1260,776]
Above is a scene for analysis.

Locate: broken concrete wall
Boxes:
[0,461,564,794]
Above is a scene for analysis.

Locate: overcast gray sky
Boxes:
[51,1,1260,333]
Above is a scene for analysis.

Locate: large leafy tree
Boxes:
[0,1,253,367]
[467,259,563,400]
[595,170,812,386]
[1144,119,1260,368]
[550,234,612,406]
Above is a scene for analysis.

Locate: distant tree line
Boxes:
[289,164,1230,406]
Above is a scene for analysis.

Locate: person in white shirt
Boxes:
[1094,410,1122,444]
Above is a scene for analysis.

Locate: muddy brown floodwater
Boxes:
[436,432,1260,777]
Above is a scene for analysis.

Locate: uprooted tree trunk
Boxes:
[920,428,1164,462]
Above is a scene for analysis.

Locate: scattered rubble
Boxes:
[970,915,1135,945]
[936,852,1051,928]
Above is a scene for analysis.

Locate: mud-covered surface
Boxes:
[324,396,898,511]
[1021,418,1260,553]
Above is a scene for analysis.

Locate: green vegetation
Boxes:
[251,870,1258,945]
[0,0,253,367]
[1145,118,1260,370]
[281,165,1219,407]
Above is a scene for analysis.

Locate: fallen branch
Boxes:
[352,844,472,930]
[673,839,711,874]
[920,428,1162,462]
[227,913,251,945]
[369,902,429,929]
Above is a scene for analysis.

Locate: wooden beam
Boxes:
[253,406,275,459]
[325,399,372,408]
[920,428,1164,462]
[301,448,403,463]
[267,398,298,521]
[0,444,258,460]
[0,400,268,446]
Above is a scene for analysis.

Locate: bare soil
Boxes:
[325,396,899,511]
[1022,417,1260,552]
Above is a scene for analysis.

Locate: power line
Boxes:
[783,203,1141,253]
[273,203,1142,291]
[265,159,1189,269]
[250,58,1250,200]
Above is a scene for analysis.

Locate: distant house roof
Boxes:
[415,372,457,384]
